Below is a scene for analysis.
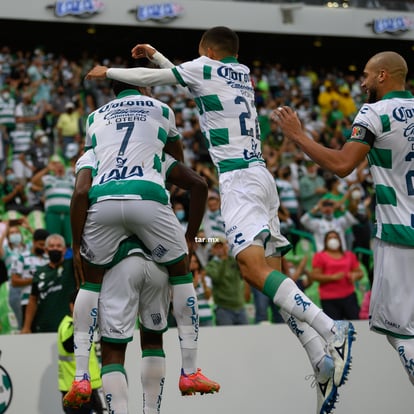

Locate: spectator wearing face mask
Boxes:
[172,201,188,232]
[21,233,76,333]
[10,228,49,330]
[300,198,358,252]
[310,230,363,320]
[1,167,31,215]
[0,219,31,329]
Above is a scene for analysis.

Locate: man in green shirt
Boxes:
[21,233,76,333]
[205,237,249,326]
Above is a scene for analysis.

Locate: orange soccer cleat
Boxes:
[179,368,220,396]
[63,373,92,408]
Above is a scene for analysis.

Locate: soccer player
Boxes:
[99,246,170,414]
[69,149,172,413]
[86,26,355,414]
[273,51,414,388]
[65,105,218,408]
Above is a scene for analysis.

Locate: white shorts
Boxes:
[98,255,170,342]
[219,165,290,257]
[81,199,188,266]
[369,239,414,337]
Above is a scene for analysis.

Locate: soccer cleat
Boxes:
[63,373,92,408]
[328,320,356,387]
[309,354,338,414]
[179,368,220,396]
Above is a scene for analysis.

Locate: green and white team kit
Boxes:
[350,90,414,247]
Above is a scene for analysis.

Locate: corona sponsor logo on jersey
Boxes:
[393,106,414,123]
[99,101,154,113]
[217,66,250,84]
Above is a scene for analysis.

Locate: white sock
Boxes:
[73,287,100,379]
[280,309,327,370]
[274,278,335,342]
[387,336,414,386]
[170,282,198,374]
[141,354,166,414]
[102,366,128,414]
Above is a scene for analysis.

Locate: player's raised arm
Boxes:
[132,43,176,70]
[85,65,108,80]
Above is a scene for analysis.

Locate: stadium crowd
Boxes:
[0,43,388,334]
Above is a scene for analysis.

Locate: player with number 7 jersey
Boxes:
[86,27,357,414]
[85,88,180,206]
[65,79,220,408]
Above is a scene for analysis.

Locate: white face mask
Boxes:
[327,238,340,250]
[9,233,22,246]
[40,136,49,145]
[351,189,362,200]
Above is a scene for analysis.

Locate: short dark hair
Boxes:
[111,79,139,96]
[200,26,239,56]
[33,228,50,241]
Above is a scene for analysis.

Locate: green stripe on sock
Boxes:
[262,270,287,298]
[169,272,193,285]
[101,363,126,376]
[142,349,165,358]
[80,282,101,292]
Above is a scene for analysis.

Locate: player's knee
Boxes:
[141,331,163,349]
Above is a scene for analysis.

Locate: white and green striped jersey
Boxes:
[42,172,75,213]
[11,251,48,305]
[85,90,180,205]
[9,130,32,159]
[0,96,16,128]
[172,56,264,174]
[350,90,414,246]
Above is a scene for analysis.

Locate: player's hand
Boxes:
[271,106,303,141]
[131,44,157,60]
[85,65,108,80]
[186,236,196,258]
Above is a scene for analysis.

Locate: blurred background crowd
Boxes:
[0,43,390,334]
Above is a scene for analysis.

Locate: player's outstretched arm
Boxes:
[272,106,369,177]
[132,43,175,70]
[85,65,109,80]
